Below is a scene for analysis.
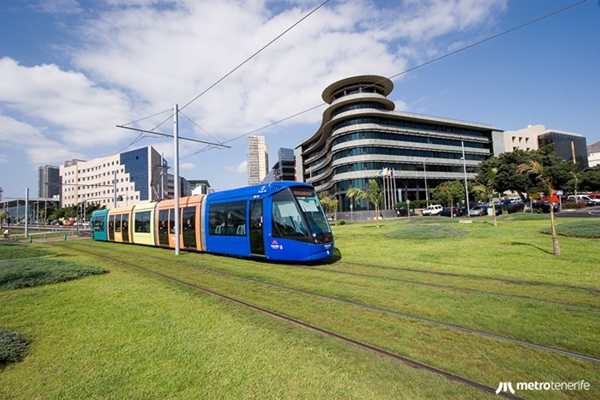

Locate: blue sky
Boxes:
[1,0,599,200]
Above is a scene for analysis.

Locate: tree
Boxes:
[318,193,338,226]
[577,165,600,192]
[477,146,575,201]
[430,180,464,217]
[472,167,498,226]
[346,180,384,228]
[517,160,561,256]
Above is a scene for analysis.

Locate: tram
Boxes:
[90,182,334,261]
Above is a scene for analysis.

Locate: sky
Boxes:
[1,0,599,200]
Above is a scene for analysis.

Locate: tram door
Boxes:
[108,215,115,241]
[122,214,130,243]
[249,199,264,256]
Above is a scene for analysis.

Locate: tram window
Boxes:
[92,216,104,232]
[209,201,246,236]
[272,198,308,239]
[227,201,246,236]
[209,204,226,235]
[135,211,151,233]
[115,214,122,233]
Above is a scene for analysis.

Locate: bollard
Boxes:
[64,234,67,241]
[15,235,19,242]
[44,234,47,239]
[29,236,33,243]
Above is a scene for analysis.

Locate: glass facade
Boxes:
[296,75,497,212]
[538,132,588,171]
[121,148,149,201]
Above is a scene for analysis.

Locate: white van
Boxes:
[567,195,600,205]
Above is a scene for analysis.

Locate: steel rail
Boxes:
[304,266,600,311]
[332,261,600,293]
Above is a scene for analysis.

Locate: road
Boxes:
[555,206,600,219]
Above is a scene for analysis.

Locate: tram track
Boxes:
[298,265,600,311]
[60,242,600,364]
[57,243,526,400]
[327,260,600,294]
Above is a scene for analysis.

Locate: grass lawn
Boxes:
[0,216,599,399]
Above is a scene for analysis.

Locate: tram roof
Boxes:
[206,182,312,203]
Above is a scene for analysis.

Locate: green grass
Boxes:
[0,244,51,260]
[0,218,599,399]
[385,224,468,239]
[540,220,600,238]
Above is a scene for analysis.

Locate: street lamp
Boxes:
[461,141,471,217]
[423,159,429,207]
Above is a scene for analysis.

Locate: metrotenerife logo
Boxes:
[495,380,590,395]
[496,382,515,395]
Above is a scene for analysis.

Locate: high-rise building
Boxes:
[247,136,269,185]
[38,165,61,199]
[59,146,169,209]
[262,148,295,183]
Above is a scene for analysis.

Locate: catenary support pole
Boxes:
[173,104,180,256]
[25,188,29,238]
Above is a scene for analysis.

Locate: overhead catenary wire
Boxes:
[214,0,587,146]
[145,0,331,134]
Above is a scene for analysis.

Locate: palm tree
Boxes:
[346,180,384,228]
[318,193,338,226]
[472,167,498,226]
[517,160,560,256]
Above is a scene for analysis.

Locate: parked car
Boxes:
[532,200,560,213]
[469,205,488,217]
[440,207,463,217]
[396,207,415,217]
[422,204,443,216]
[566,195,600,205]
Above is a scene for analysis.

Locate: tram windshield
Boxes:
[292,189,332,237]
[272,187,332,243]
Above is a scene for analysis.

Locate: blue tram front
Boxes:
[204,182,334,261]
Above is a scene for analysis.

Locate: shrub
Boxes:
[562,202,587,210]
[0,328,29,364]
[0,259,107,290]
[540,220,600,238]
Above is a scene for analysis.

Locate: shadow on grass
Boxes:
[510,241,553,255]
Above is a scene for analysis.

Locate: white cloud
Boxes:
[180,162,196,170]
[36,0,81,14]
[0,154,9,164]
[68,0,504,138]
[227,160,247,174]
[0,114,75,165]
[0,57,134,148]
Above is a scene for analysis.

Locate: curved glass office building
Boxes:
[295,75,502,212]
